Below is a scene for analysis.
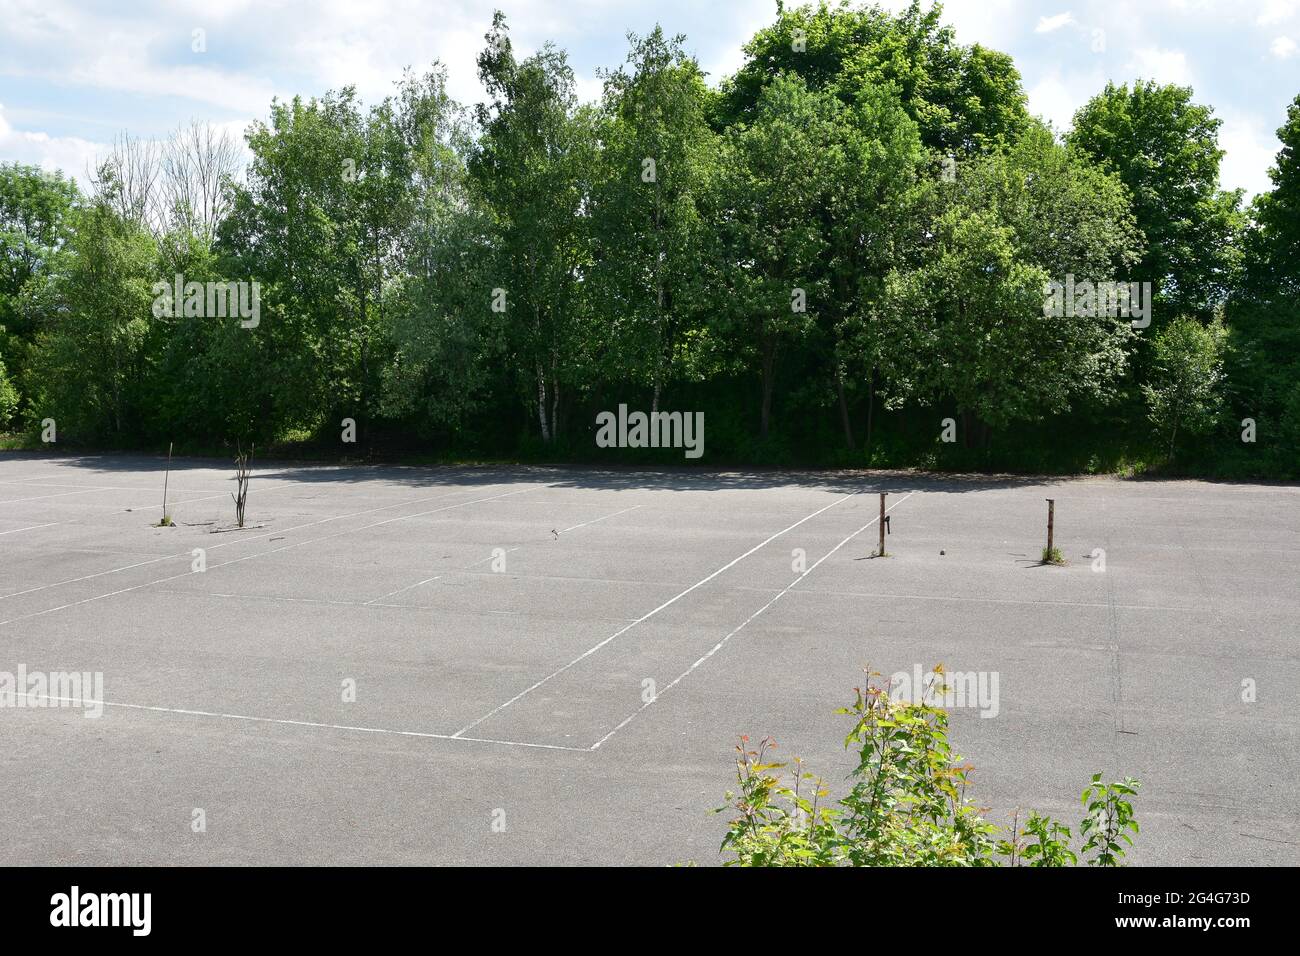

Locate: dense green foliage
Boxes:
[712,669,1142,867]
[1068,80,1243,316]
[0,1,1295,476]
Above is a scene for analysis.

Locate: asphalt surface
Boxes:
[1,452,1296,865]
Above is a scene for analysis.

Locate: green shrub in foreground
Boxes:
[715,668,1140,867]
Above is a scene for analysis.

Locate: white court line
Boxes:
[0,486,535,629]
[0,522,59,536]
[451,492,861,739]
[149,587,641,624]
[590,492,913,750]
[0,481,508,604]
[0,479,237,494]
[26,696,591,752]
[362,503,644,605]
[365,573,446,605]
[557,504,642,534]
[736,585,1197,613]
[114,479,320,516]
[0,486,121,504]
[0,480,118,490]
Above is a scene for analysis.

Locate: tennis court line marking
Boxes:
[590,492,914,750]
[728,585,1197,613]
[25,696,591,752]
[0,479,248,495]
[0,486,536,629]
[145,587,643,623]
[0,480,120,491]
[114,481,306,515]
[0,522,59,537]
[556,504,642,535]
[0,486,124,504]
[0,481,514,604]
[450,492,863,739]
[361,503,644,605]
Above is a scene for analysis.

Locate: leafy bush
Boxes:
[1143,316,1227,461]
[0,352,17,429]
[715,668,1141,867]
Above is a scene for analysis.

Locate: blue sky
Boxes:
[1,0,1297,198]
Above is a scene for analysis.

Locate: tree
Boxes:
[588,27,721,412]
[380,68,503,433]
[1224,96,1300,471]
[470,12,598,443]
[222,82,421,440]
[1244,94,1300,296]
[816,82,925,450]
[717,0,1029,156]
[0,163,79,410]
[29,172,157,440]
[158,121,243,257]
[877,122,1142,440]
[1142,316,1226,460]
[1068,81,1243,317]
[0,349,17,429]
[711,74,847,440]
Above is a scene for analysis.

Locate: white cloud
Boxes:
[1219,112,1282,198]
[930,0,1023,49]
[1035,12,1078,33]
[1026,68,1106,131]
[697,0,778,85]
[0,102,104,183]
[574,73,604,105]
[1270,35,1298,57]
[1126,46,1194,85]
[1257,0,1297,26]
[0,103,256,192]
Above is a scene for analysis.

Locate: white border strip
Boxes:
[27,696,591,752]
[0,522,58,536]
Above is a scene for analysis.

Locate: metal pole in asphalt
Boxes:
[879,492,888,557]
[1046,498,1055,559]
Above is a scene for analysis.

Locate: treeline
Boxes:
[0,2,1297,476]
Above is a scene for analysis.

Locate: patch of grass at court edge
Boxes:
[1041,546,1065,565]
[709,668,1141,867]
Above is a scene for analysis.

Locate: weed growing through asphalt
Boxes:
[712,667,1141,866]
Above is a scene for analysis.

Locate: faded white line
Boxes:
[590,492,914,750]
[558,504,642,534]
[0,486,118,504]
[117,480,304,516]
[0,482,509,603]
[728,585,1198,613]
[362,503,641,605]
[0,486,535,628]
[364,574,445,605]
[27,696,591,752]
[0,522,58,536]
[452,491,862,739]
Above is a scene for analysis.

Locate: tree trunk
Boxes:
[836,373,855,449]
[536,365,550,444]
[865,369,875,452]
[550,372,559,442]
[760,338,776,440]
